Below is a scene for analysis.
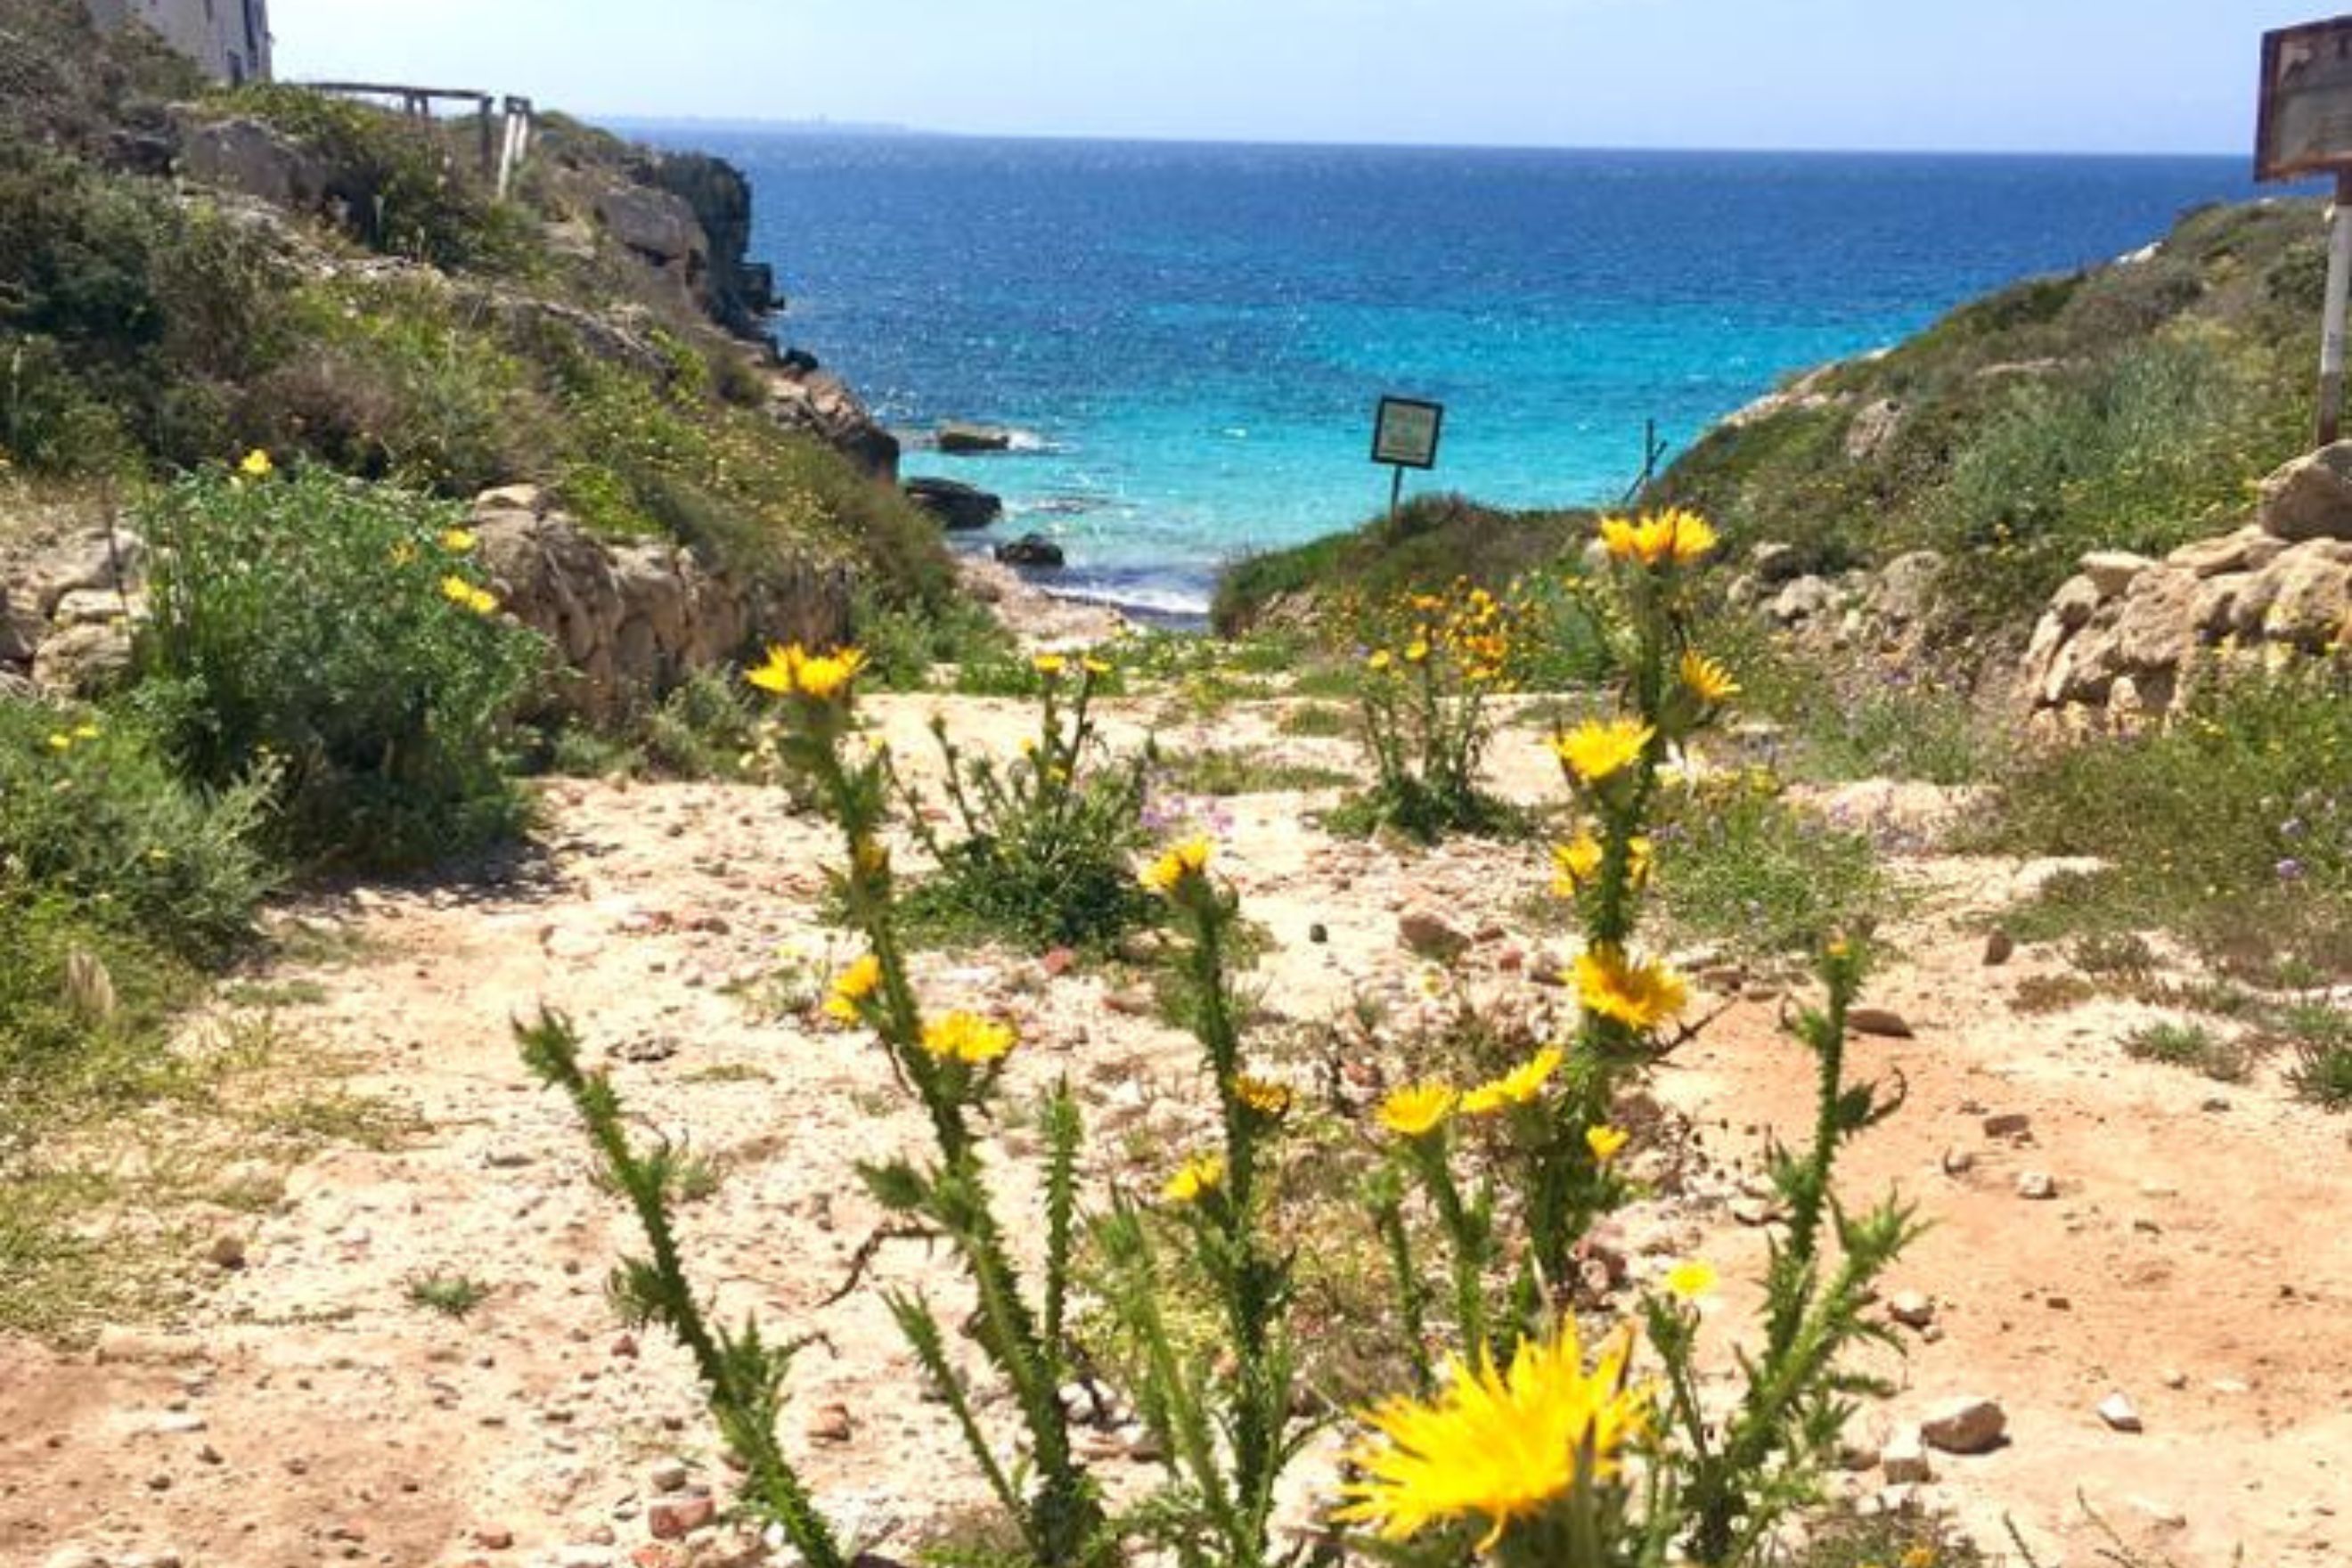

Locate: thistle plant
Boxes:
[1644,938,1923,1565]
[1093,836,1312,1568]
[898,649,1158,950]
[751,642,1109,1567]
[1331,1315,1658,1568]
[1348,584,1517,841]
[1522,509,1734,1292]
[517,1010,847,1568]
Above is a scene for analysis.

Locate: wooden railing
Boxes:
[295,81,536,198]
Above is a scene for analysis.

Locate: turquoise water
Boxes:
[638,133,2279,617]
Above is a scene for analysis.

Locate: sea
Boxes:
[630,131,2288,621]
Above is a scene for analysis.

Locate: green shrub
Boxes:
[135,465,546,869]
[1989,660,2352,979]
[0,893,198,1139]
[898,656,1159,951]
[1656,783,1889,957]
[0,698,274,959]
[850,583,1017,690]
[2121,1020,2247,1082]
[217,86,535,274]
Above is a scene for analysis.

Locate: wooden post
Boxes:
[477,97,496,182]
[2320,169,2352,448]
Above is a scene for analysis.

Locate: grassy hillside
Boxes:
[1217,200,2323,649]
[1653,199,2322,639]
[0,0,949,604]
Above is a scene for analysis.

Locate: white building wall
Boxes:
[86,0,273,86]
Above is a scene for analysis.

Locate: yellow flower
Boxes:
[746,643,867,702]
[1366,649,1393,673]
[1163,1153,1226,1204]
[72,723,100,741]
[822,954,883,1022]
[1033,652,1067,677]
[1663,1259,1718,1301]
[1585,1124,1630,1164]
[1083,656,1113,676]
[1139,835,1215,894]
[1403,638,1431,664]
[46,731,72,752]
[1574,947,1688,1032]
[1597,509,1716,568]
[919,1010,1015,1066]
[1334,1319,1646,1549]
[440,574,477,607]
[466,585,498,615]
[390,542,419,567]
[1461,1045,1564,1116]
[1548,831,1653,895]
[1678,649,1740,705]
[238,449,274,478]
[439,527,478,553]
[1377,1081,1458,1139]
[1901,1548,1940,1568]
[1550,718,1654,785]
[1234,1074,1294,1118]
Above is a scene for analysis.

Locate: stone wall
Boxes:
[2018,445,2352,731]
[2,491,854,722]
[469,486,853,723]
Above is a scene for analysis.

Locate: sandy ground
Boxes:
[3,690,2348,1568]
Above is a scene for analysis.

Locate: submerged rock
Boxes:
[994,532,1065,569]
[904,477,1003,531]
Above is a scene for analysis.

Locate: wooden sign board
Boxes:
[2258,16,2352,182]
[1371,396,1444,470]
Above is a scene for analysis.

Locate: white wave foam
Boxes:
[1043,581,1211,620]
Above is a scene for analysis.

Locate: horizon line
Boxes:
[593,114,2258,165]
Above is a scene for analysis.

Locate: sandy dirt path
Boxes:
[3,696,2347,1568]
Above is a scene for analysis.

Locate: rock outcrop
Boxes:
[2018,445,2352,731]
[760,360,899,481]
[0,525,145,698]
[903,478,1003,532]
[1726,548,1948,658]
[468,486,852,723]
[627,151,780,342]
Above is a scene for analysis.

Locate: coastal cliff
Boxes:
[0,0,935,712]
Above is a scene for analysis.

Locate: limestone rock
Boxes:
[1866,550,1944,629]
[994,532,1066,569]
[2112,566,2198,670]
[32,621,134,697]
[2049,572,2103,629]
[2257,440,2352,543]
[1751,541,1804,584]
[593,184,706,266]
[1770,576,1836,625]
[938,421,1015,453]
[764,362,899,479]
[2079,550,2155,598]
[2259,544,2352,649]
[1398,909,1471,961]
[176,114,330,210]
[1881,1432,1934,1483]
[2168,526,2284,579]
[471,490,850,723]
[1919,1395,2007,1454]
[1844,397,1904,461]
[903,477,1004,531]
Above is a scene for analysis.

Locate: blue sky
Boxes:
[276,1,2315,153]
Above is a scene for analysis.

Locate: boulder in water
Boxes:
[903,478,1003,531]
[994,533,1066,569]
[939,421,1015,453]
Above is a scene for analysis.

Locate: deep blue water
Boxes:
[633,132,2283,616]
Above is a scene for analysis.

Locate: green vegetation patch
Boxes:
[1988,661,2352,983]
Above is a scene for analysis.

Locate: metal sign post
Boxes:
[2256,16,2352,445]
[1371,395,1444,526]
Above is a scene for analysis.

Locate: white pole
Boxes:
[2317,170,2352,446]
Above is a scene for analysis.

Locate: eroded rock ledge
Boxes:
[2019,445,2352,733]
